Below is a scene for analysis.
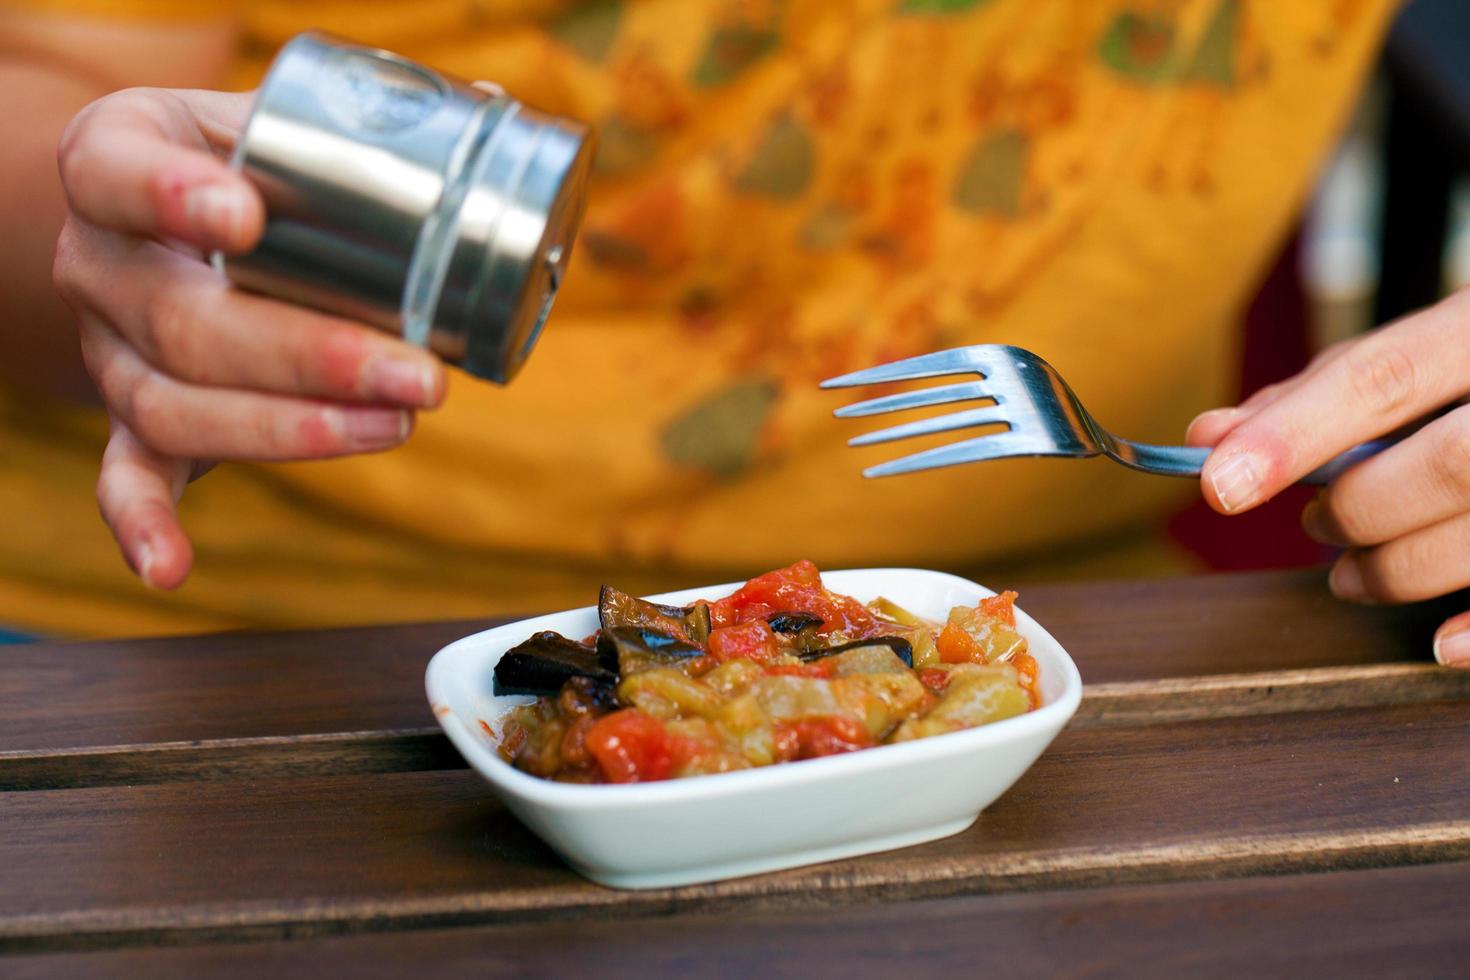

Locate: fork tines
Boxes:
[830,380,991,419]
[819,347,992,389]
[822,347,1020,477]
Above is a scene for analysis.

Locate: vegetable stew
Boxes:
[493,561,1041,783]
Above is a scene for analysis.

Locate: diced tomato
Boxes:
[776,558,821,586]
[706,618,781,664]
[772,716,875,760]
[918,667,951,692]
[667,732,713,773]
[585,709,673,783]
[937,622,985,663]
[979,590,1019,627]
[707,560,884,637]
[772,724,801,763]
[1011,650,1042,709]
[764,660,837,679]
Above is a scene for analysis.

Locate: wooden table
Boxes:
[3,569,1468,977]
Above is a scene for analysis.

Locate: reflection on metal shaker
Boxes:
[218,32,593,383]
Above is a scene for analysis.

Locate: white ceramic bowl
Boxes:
[425,568,1082,889]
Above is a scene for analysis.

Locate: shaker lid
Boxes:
[454,108,593,384]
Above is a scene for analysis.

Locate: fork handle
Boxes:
[1298,440,1395,485]
[1134,439,1393,485]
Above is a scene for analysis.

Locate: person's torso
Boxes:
[0,0,1396,635]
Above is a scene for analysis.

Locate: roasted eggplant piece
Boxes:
[598,585,712,644]
[558,675,621,716]
[494,631,616,695]
[597,626,704,675]
[766,611,825,635]
[801,635,913,668]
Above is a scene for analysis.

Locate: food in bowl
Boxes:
[427,567,1082,888]
[493,560,1040,783]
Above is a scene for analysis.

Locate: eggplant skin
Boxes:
[599,585,712,644]
[684,602,713,644]
[766,612,825,635]
[597,626,704,673]
[494,631,616,695]
[802,635,914,668]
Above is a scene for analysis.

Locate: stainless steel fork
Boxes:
[821,344,1387,482]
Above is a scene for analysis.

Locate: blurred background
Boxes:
[1168,0,1470,572]
[3,0,1468,642]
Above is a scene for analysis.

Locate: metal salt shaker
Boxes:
[219,32,593,383]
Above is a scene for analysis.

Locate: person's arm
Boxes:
[0,9,238,399]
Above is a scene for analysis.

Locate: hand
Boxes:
[1186,291,1470,669]
[53,87,447,590]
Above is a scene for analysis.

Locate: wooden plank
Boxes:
[0,728,458,792]
[9,660,1469,791]
[1,570,1459,759]
[1010,567,1462,680]
[1074,662,1470,727]
[0,618,495,755]
[6,861,1468,979]
[2,701,1465,950]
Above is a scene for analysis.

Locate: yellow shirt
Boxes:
[0,0,1395,636]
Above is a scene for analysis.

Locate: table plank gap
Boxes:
[0,728,462,792]
[6,663,1467,790]
[6,862,1469,978]
[2,822,1467,953]
[1074,663,1470,727]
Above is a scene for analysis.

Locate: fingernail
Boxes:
[135,541,159,589]
[362,357,436,407]
[1209,452,1262,513]
[340,408,411,448]
[184,185,244,244]
[1329,559,1366,602]
[1434,630,1470,667]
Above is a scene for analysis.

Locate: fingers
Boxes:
[79,317,415,461]
[1328,510,1470,605]
[1186,338,1377,449]
[96,424,195,589]
[1302,404,1470,547]
[1184,352,1359,448]
[1434,611,1470,668]
[170,88,257,147]
[1199,295,1470,514]
[56,226,445,407]
[1185,381,1295,447]
[57,88,263,253]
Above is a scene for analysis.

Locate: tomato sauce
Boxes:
[707,560,885,638]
